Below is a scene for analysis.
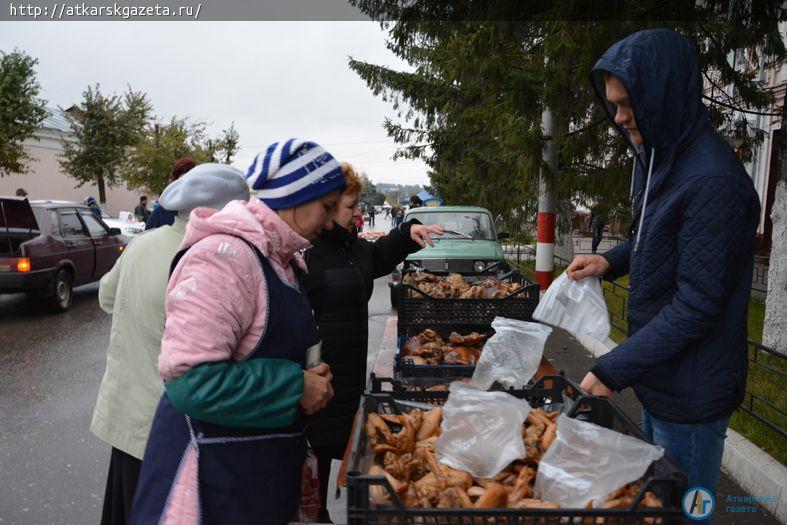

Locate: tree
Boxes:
[60,85,151,204]
[360,173,380,207]
[763,103,787,354]
[215,121,240,165]
[348,1,785,232]
[0,49,47,177]
[121,117,216,195]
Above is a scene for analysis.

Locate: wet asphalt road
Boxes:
[0,283,110,524]
[0,273,395,525]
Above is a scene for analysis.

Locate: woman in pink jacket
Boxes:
[131,140,345,525]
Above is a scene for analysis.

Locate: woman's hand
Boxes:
[410,224,445,248]
[300,365,334,415]
[566,254,610,280]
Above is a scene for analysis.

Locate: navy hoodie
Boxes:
[589,29,760,423]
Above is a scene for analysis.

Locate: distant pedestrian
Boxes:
[590,210,606,254]
[85,196,103,220]
[409,195,423,208]
[368,205,376,227]
[134,196,150,222]
[145,157,197,230]
[395,208,404,226]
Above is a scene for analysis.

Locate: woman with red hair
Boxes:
[301,163,443,521]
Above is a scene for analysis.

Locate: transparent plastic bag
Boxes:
[533,272,611,342]
[471,317,552,389]
[435,381,532,478]
[534,414,664,508]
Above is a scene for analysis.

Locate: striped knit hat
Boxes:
[246,139,346,210]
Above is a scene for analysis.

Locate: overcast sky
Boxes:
[0,22,430,186]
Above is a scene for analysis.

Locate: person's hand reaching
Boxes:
[410,224,445,248]
[566,255,610,280]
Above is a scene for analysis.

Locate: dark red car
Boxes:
[0,197,127,312]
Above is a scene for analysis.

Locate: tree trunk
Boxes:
[763,107,787,354]
[97,174,106,206]
[763,179,786,354]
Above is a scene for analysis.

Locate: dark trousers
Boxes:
[314,444,347,523]
[591,227,604,253]
[101,447,142,525]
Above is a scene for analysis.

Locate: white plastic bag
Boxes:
[533,272,611,342]
[436,381,531,478]
[471,317,552,389]
[534,414,664,508]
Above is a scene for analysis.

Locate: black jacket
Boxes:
[145,205,177,230]
[303,220,421,449]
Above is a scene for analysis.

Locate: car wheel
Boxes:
[49,269,74,313]
[390,286,398,309]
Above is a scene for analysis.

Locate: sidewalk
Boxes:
[544,328,782,525]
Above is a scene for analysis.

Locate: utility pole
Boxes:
[535,107,557,290]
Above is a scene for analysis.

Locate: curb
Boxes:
[721,428,787,524]
[571,333,787,524]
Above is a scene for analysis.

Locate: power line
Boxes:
[702,95,783,117]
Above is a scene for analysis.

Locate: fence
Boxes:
[502,242,786,442]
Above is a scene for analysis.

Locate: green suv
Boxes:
[389,205,509,308]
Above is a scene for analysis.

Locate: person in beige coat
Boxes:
[90,163,249,525]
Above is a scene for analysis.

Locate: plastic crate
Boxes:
[396,263,540,336]
[394,324,493,380]
[346,380,687,525]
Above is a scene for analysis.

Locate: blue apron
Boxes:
[131,239,318,525]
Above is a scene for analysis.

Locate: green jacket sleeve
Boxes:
[165,358,304,428]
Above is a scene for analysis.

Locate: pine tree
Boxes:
[348,1,785,231]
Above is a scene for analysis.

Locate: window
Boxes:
[60,211,86,237]
[408,211,496,240]
[80,212,108,237]
[49,211,61,237]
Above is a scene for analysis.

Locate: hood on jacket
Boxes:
[181,198,310,272]
[591,29,711,248]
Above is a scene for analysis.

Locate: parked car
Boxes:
[101,210,145,238]
[388,205,509,308]
[0,197,127,312]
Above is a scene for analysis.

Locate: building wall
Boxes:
[0,129,147,216]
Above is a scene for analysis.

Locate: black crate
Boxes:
[394,324,493,380]
[396,263,540,336]
[369,373,574,400]
[346,380,687,525]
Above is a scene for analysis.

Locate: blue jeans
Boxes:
[642,408,730,524]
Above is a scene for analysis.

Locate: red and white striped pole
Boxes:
[535,107,557,291]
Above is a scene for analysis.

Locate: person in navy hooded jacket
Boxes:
[567,29,760,508]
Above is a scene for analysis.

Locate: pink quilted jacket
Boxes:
[157,198,310,381]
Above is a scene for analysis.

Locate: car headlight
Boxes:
[474,260,486,272]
